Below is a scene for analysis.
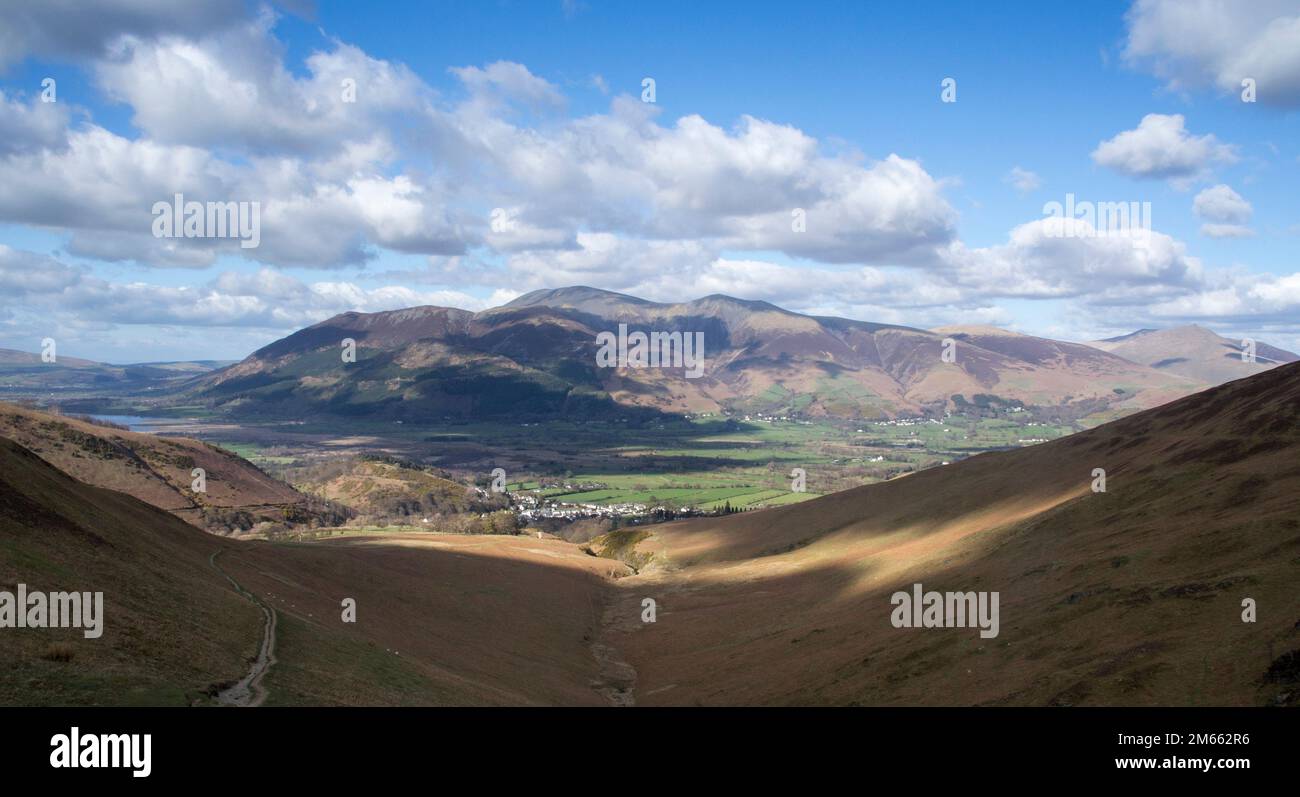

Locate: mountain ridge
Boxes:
[189,287,1260,423]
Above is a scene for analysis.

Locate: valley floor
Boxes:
[217,532,634,706]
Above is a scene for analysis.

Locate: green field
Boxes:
[209,441,298,466]
[135,409,1078,515]
[548,485,820,509]
[486,414,1076,511]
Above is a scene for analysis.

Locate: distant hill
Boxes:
[0,348,232,397]
[297,458,474,515]
[0,403,341,534]
[597,360,1300,706]
[188,286,1202,423]
[292,457,514,530]
[930,324,1199,410]
[0,349,101,368]
[1089,324,1298,384]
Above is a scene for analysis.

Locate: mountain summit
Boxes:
[1090,324,1298,384]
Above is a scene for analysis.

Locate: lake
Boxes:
[88,415,177,433]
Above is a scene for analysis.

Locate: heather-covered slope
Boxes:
[0,403,331,534]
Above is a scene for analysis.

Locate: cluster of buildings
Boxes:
[516,500,650,523]
[509,488,715,525]
[865,416,949,428]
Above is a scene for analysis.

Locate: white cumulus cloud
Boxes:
[1192,184,1254,237]
[1091,113,1235,182]
[1124,0,1300,107]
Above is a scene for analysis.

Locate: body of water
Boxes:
[87,414,176,433]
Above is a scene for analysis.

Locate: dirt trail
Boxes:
[209,550,277,707]
[590,586,638,706]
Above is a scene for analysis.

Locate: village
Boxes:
[506,486,713,525]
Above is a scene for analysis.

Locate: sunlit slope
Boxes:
[604,363,1300,706]
[296,458,472,515]
[0,403,311,532]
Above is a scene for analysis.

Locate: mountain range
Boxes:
[0,349,232,396]
[184,286,1293,423]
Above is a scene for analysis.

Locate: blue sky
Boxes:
[0,0,1296,362]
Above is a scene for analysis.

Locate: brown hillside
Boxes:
[297,458,473,517]
[0,437,264,705]
[0,403,312,533]
[599,363,1300,706]
[0,435,631,706]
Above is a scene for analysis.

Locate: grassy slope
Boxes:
[602,363,1300,706]
[0,435,628,706]
[0,438,262,706]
